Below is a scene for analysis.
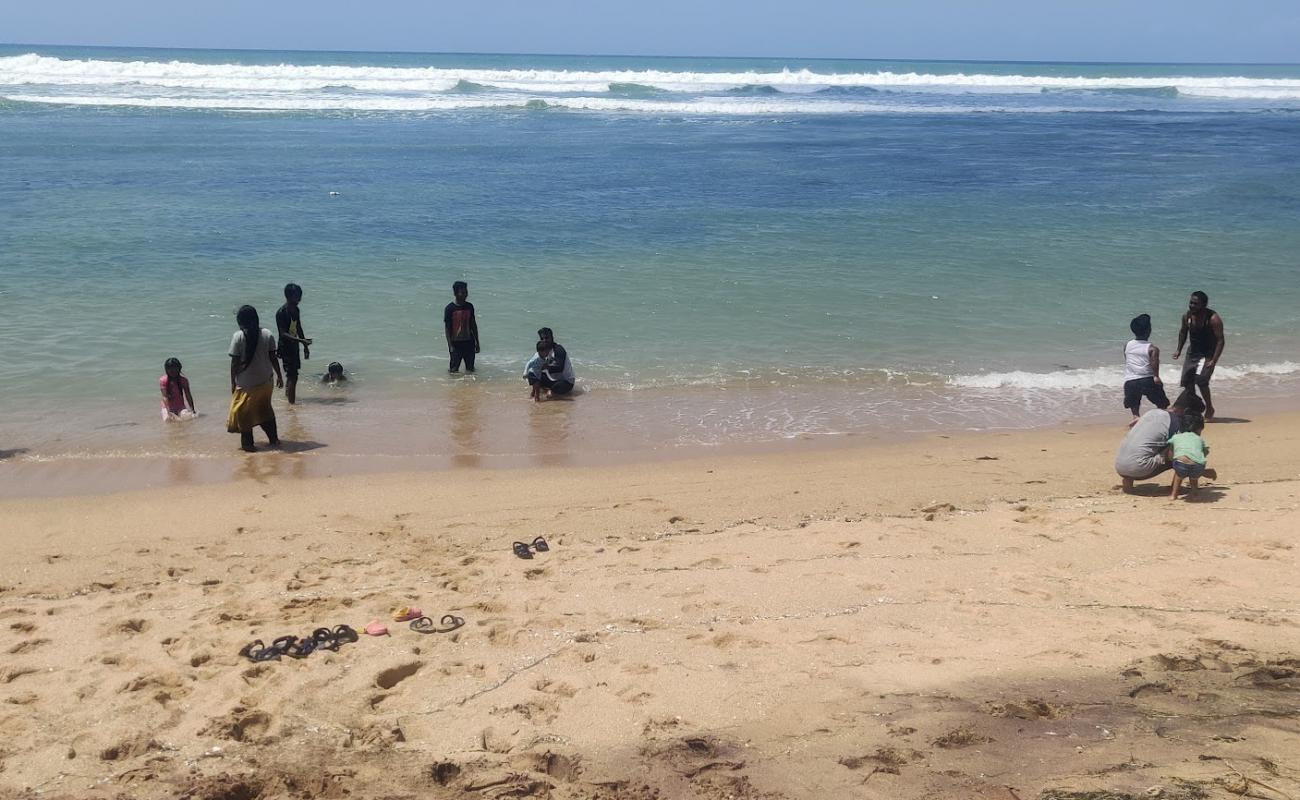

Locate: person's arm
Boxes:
[270,336,284,388]
[471,310,480,353]
[1207,313,1225,366]
[183,380,196,413]
[443,305,454,353]
[160,379,170,402]
[230,357,239,394]
[1149,344,1162,384]
[1173,313,1188,359]
[549,345,568,374]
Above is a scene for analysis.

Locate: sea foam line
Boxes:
[3,54,1300,100]
[950,361,1300,390]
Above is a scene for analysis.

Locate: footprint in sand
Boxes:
[7,638,50,654]
[375,661,423,690]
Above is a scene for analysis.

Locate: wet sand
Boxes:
[1,412,1298,799]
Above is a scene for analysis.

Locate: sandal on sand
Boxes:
[531,536,550,552]
[513,541,533,559]
[312,627,341,651]
[270,635,299,656]
[362,619,389,637]
[285,637,318,659]
[410,614,466,634]
[238,639,280,662]
[332,624,359,644]
[391,606,423,622]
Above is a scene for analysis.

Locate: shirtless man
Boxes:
[1172,291,1224,420]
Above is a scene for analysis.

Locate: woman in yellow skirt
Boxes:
[227,305,283,452]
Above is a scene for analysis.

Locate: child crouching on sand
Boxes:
[1167,412,1210,500]
[160,357,196,421]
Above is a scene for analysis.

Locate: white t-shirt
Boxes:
[1123,339,1155,381]
[229,328,277,390]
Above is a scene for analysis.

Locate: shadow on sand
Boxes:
[0,448,30,461]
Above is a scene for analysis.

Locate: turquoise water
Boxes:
[2,45,1299,461]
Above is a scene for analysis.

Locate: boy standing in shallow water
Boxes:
[276,283,312,404]
[1122,313,1168,426]
[444,281,480,373]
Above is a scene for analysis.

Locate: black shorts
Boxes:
[1123,377,1169,411]
[449,340,476,372]
[528,374,574,395]
[280,350,301,380]
[1180,354,1215,388]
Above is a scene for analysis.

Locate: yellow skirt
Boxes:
[227,381,275,433]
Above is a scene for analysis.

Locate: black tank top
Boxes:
[1187,308,1217,357]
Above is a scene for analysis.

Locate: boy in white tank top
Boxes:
[1123,313,1169,425]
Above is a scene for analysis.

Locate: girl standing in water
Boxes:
[226,305,282,452]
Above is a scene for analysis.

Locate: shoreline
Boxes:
[2,390,1296,500]
[2,406,1298,798]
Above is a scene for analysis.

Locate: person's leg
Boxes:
[1123,380,1141,424]
[240,431,256,452]
[463,345,476,373]
[285,367,299,404]
[1147,380,1170,410]
[550,380,574,396]
[1197,374,1215,419]
[1120,475,1135,493]
[1169,473,1184,500]
[262,417,279,446]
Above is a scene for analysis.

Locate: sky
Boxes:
[5,0,1300,63]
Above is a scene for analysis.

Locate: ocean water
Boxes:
[2,45,1299,467]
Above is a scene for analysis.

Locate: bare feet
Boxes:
[1120,476,1135,494]
[1205,405,1216,420]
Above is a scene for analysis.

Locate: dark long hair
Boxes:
[235,305,261,370]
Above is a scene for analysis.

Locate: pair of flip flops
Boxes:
[512,536,550,559]
[239,625,359,663]
[410,614,465,633]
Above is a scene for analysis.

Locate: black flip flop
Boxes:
[331,624,359,645]
[513,541,533,559]
[270,635,298,656]
[311,627,340,651]
[531,536,550,552]
[410,614,466,634]
[285,636,317,659]
[238,639,280,663]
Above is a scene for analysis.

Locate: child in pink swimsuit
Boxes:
[160,357,196,421]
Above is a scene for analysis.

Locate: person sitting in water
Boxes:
[524,340,575,401]
[321,361,348,385]
[159,357,197,421]
[1114,389,1215,493]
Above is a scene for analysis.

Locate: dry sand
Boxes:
[1,413,1298,800]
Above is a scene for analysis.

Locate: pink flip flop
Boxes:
[362,619,389,637]
[390,606,423,622]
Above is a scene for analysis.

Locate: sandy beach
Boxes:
[1,412,1298,800]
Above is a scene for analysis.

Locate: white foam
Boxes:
[0,92,1046,114]
[950,361,1300,390]
[2,53,1299,103]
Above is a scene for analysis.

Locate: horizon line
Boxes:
[3,41,1299,68]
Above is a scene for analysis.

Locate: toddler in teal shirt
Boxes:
[1167,412,1210,500]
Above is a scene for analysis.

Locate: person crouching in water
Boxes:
[524,340,575,401]
[227,305,282,452]
[160,357,197,421]
[322,361,348,385]
[1122,313,1168,426]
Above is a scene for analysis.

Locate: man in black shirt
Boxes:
[444,281,480,373]
[1173,290,1225,420]
[276,283,312,404]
